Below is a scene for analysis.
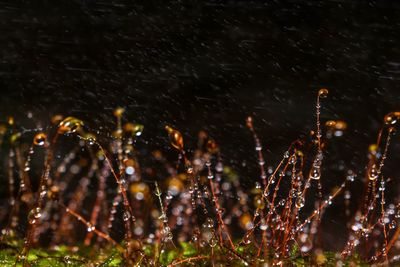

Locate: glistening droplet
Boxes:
[318,88,329,98]
[58,117,84,134]
[165,125,184,151]
[33,133,47,146]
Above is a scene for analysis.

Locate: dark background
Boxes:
[1,0,400,249]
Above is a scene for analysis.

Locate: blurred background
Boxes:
[0,0,400,249]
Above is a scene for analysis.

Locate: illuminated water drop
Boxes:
[384,111,400,125]
[165,125,184,151]
[7,116,14,126]
[202,218,214,228]
[28,207,42,225]
[58,117,84,134]
[83,133,96,146]
[390,220,397,229]
[325,120,347,137]
[129,182,150,201]
[253,195,265,209]
[123,211,131,222]
[33,133,47,146]
[239,213,253,230]
[318,88,329,98]
[123,123,144,136]
[368,164,379,181]
[309,166,321,180]
[86,223,95,232]
[166,177,184,196]
[113,107,125,118]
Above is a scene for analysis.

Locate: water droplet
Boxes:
[384,111,400,125]
[284,151,290,158]
[162,226,173,242]
[123,123,144,136]
[296,197,305,209]
[202,218,214,228]
[318,88,329,98]
[83,133,96,145]
[123,211,131,222]
[239,213,253,230]
[58,117,84,134]
[165,125,184,151]
[368,165,379,181]
[28,207,42,225]
[86,223,95,232]
[113,107,125,118]
[309,166,321,180]
[33,133,47,146]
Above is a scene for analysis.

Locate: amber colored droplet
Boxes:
[239,213,253,230]
[7,116,14,126]
[129,182,150,200]
[253,195,265,209]
[167,177,184,195]
[325,120,347,131]
[58,117,84,134]
[112,129,123,139]
[384,112,400,125]
[113,107,125,118]
[51,114,64,125]
[165,125,184,151]
[318,88,329,98]
[124,158,135,167]
[206,139,219,154]
[123,123,144,136]
[83,133,96,145]
[33,133,47,146]
[246,116,253,129]
[369,144,378,155]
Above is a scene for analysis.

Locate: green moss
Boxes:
[0,240,368,266]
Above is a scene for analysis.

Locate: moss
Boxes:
[0,241,369,267]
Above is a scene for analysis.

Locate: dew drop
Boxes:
[384,111,400,126]
[165,125,184,151]
[33,133,47,146]
[86,223,95,232]
[318,88,329,98]
[368,165,379,181]
[113,107,125,118]
[123,211,131,222]
[124,123,144,136]
[28,207,42,225]
[58,117,84,134]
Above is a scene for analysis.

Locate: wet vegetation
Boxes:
[0,89,399,266]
